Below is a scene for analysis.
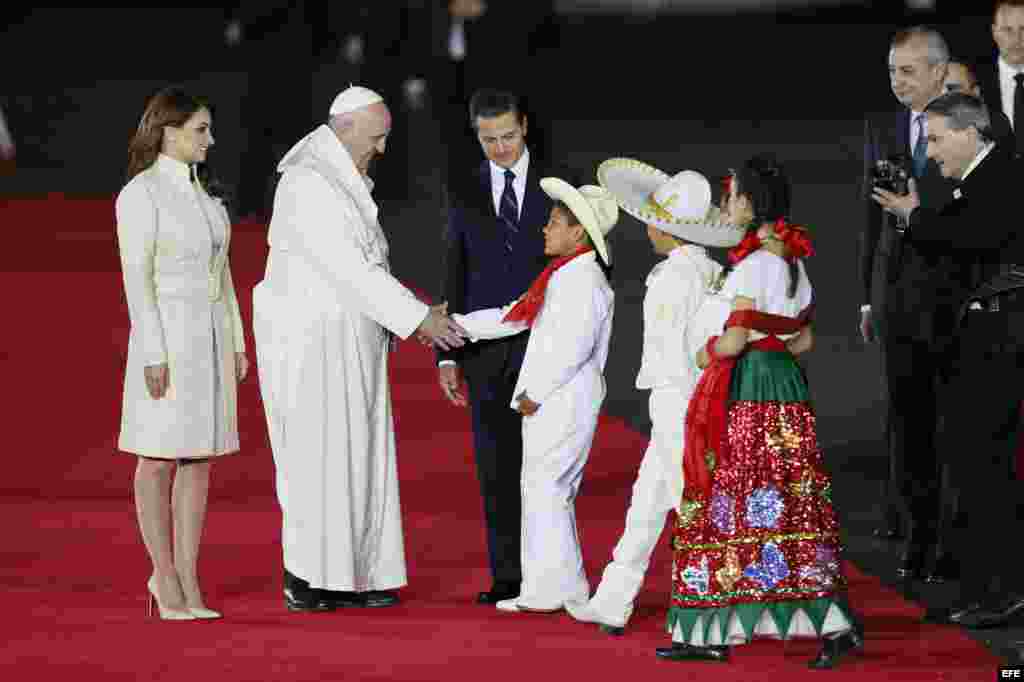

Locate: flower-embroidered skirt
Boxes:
[668,349,853,645]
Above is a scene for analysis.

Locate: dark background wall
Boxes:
[0,3,1005,448]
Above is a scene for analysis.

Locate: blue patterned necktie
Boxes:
[499,169,519,251]
[912,113,928,178]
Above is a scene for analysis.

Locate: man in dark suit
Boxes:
[945,59,1014,146]
[420,1,559,188]
[860,26,957,581]
[874,92,1024,628]
[975,0,1024,157]
[438,89,561,604]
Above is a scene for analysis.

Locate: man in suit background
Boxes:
[976,0,1024,156]
[944,59,1013,142]
[438,89,566,604]
[860,26,957,582]
[422,1,560,190]
[873,92,1024,629]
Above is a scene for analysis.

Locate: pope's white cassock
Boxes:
[252,123,428,592]
[453,250,614,610]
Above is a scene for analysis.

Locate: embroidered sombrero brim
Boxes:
[597,157,747,248]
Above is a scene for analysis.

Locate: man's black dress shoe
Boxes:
[896,544,927,580]
[477,584,520,605]
[872,524,904,541]
[922,602,982,625]
[807,629,864,669]
[958,596,1024,629]
[924,553,960,584]
[655,643,730,662]
[600,624,625,636]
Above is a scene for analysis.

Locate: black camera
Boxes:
[871,155,910,195]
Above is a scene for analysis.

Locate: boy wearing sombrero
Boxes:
[566,159,745,634]
[451,177,618,613]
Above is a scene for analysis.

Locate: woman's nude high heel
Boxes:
[186,605,222,620]
[147,577,196,621]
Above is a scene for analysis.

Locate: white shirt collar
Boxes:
[961,142,995,183]
[999,56,1024,78]
[669,244,708,259]
[155,153,192,187]
[489,148,530,185]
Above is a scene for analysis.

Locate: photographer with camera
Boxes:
[873,92,1024,629]
[861,27,958,583]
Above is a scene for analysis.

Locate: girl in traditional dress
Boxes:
[116,86,248,620]
[658,155,863,668]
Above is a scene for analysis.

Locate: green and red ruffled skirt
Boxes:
[668,347,853,645]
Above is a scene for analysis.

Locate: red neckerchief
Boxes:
[728,218,814,265]
[681,306,814,504]
[503,245,594,327]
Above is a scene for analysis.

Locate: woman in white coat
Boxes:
[116,86,248,620]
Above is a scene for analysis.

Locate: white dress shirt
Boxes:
[999,57,1023,129]
[960,141,995,185]
[489,148,529,221]
[449,20,467,61]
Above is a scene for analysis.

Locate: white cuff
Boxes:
[859,305,871,313]
[438,360,457,367]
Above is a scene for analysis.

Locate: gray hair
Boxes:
[891,26,950,66]
[924,92,994,142]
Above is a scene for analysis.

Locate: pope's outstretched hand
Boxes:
[417,305,468,351]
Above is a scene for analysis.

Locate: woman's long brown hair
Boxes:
[125,86,226,199]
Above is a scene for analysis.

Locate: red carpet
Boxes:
[0,196,1001,680]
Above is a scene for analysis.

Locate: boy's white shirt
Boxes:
[452,251,614,409]
[636,245,722,391]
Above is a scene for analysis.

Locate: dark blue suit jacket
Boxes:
[438,158,555,380]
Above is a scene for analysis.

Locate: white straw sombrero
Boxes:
[540,177,619,265]
[597,157,745,247]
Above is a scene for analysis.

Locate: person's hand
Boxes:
[418,303,450,347]
[417,307,467,351]
[236,352,249,382]
[438,364,468,407]
[871,177,919,224]
[859,308,876,344]
[516,391,539,416]
[696,348,710,370]
[0,141,14,161]
[144,363,169,399]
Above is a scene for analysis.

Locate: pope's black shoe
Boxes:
[655,643,730,662]
[362,590,400,608]
[807,628,864,669]
[283,569,333,612]
[319,589,400,608]
[477,583,520,605]
[958,595,1024,629]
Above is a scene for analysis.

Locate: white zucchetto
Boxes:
[329,86,384,116]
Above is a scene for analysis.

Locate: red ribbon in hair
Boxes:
[728,218,814,265]
[681,306,813,504]
[503,245,594,327]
